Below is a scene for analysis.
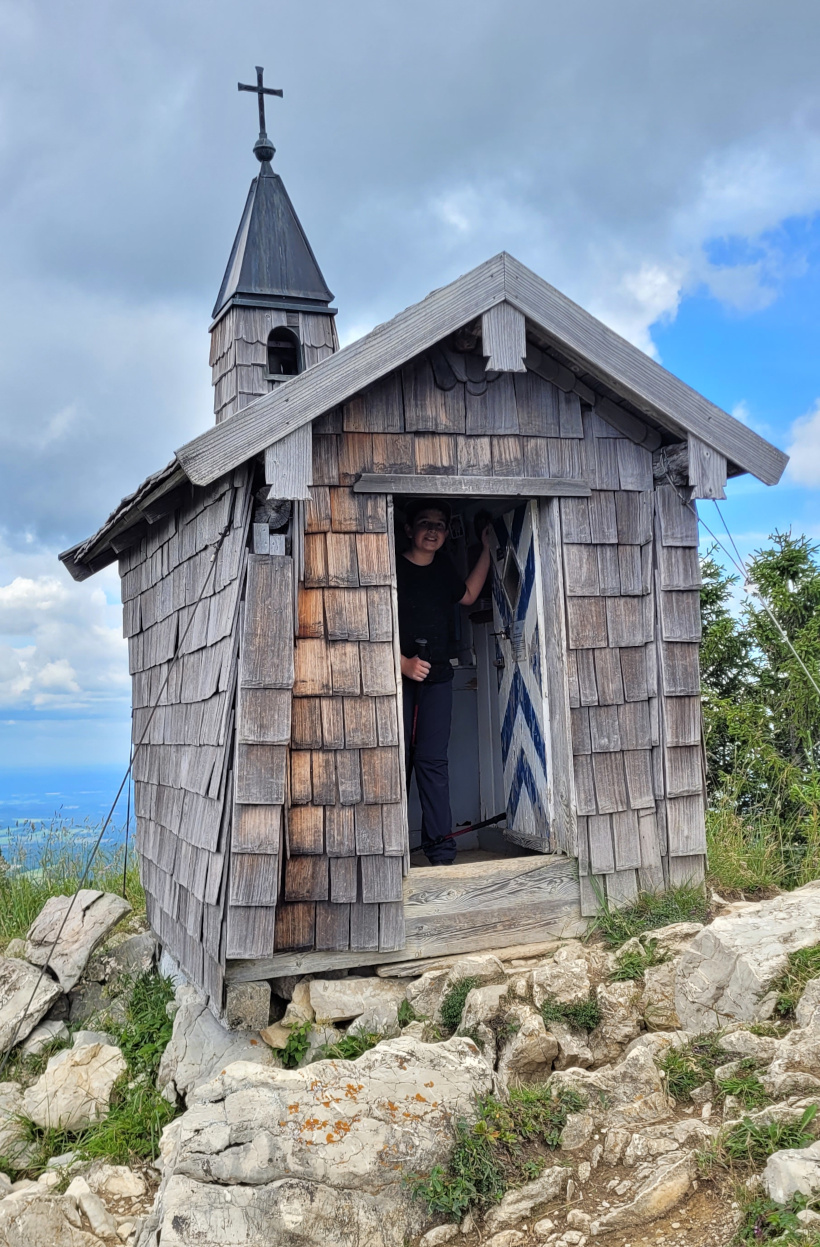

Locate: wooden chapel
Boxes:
[60,74,788,1011]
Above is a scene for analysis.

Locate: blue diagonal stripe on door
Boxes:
[500,667,547,774]
[507,749,544,821]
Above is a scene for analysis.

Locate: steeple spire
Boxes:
[237,65,282,166]
[212,65,334,321]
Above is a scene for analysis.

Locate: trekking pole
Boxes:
[406,638,429,794]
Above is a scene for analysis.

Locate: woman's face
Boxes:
[406,508,448,554]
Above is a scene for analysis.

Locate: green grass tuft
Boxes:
[315,1030,383,1061]
[439,977,478,1034]
[540,993,602,1032]
[659,1034,731,1102]
[587,883,708,949]
[702,1106,818,1174]
[715,1059,771,1110]
[608,938,670,982]
[409,1085,584,1222]
[771,945,820,1018]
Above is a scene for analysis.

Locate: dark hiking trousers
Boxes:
[402,677,456,865]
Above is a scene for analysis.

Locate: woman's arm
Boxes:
[460,527,492,607]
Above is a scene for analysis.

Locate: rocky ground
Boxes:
[5,883,820,1244]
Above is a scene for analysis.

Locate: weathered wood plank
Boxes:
[274,902,316,951]
[343,697,378,748]
[660,642,700,696]
[656,484,699,546]
[360,855,403,903]
[538,497,577,855]
[265,424,312,500]
[238,687,291,744]
[325,804,356,856]
[666,793,707,855]
[623,749,656,810]
[566,598,608,649]
[293,639,332,696]
[284,855,329,902]
[330,856,358,902]
[482,301,526,371]
[321,696,345,748]
[230,853,280,906]
[688,435,727,500]
[664,696,701,746]
[232,803,282,853]
[352,474,591,498]
[235,744,286,804]
[226,856,583,979]
[315,901,351,951]
[660,591,702,642]
[588,814,615,874]
[659,545,701,591]
[591,752,629,813]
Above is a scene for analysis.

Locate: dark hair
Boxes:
[404,498,452,526]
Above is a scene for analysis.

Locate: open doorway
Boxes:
[393,494,553,868]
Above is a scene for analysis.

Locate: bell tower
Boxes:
[210,67,338,424]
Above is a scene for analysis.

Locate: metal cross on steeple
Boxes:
[238,66,283,164]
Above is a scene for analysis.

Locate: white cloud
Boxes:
[0,542,128,712]
[786,401,820,486]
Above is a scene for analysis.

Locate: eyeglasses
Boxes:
[414,520,448,533]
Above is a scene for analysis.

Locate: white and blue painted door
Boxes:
[490,501,553,852]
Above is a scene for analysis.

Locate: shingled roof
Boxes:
[60,251,788,580]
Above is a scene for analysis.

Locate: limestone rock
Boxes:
[532,947,591,1010]
[484,1166,567,1228]
[146,1037,491,1247]
[461,983,508,1029]
[560,1110,596,1150]
[173,1036,492,1190]
[590,980,642,1063]
[151,1174,427,1247]
[85,931,157,985]
[641,962,680,1031]
[550,1021,594,1070]
[419,1226,458,1246]
[281,979,314,1027]
[497,1006,559,1082]
[25,890,131,992]
[157,985,275,1102]
[0,957,63,1052]
[590,1152,695,1234]
[224,982,271,1031]
[22,1042,126,1130]
[4,939,26,959]
[20,1019,69,1057]
[675,883,820,1031]
[353,1002,401,1038]
[796,979,820,1032]
[763,1139,820,1204]
[0,1192,101,1246]
[309,977,406,1023]
[550,1045,670,1128]
[0,1082,33,1168]
[86,1164,146,1199]
[486,1233,525,1247]
[73,1029,115,1048]
[77,1187,119,1240]
[716,1027,779,1065]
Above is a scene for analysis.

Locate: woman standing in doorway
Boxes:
[397,499,491,865]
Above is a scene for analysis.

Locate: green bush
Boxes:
[315,1030,383,1061]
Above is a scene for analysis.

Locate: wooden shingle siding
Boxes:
[125,466,254,1001]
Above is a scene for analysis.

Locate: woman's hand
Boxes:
[480,523,492,549]
[401,654,431,682]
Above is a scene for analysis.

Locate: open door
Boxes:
[491,500,553,852]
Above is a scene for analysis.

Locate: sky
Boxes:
[1,0,819,774]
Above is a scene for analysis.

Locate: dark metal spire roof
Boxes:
[212,66,334,320]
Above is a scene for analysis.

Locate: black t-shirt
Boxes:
[396,552,466,684]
